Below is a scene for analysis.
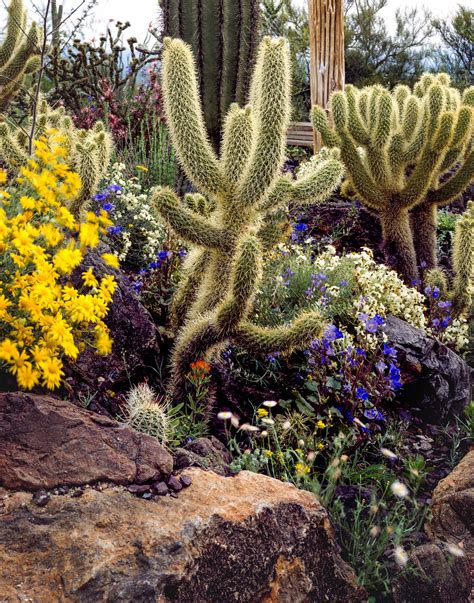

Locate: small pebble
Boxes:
[71,489,84,498]
[167,475,183,492]
[142,492,153,500]
[154,482,169,496]
[33,489,50,507]
[170,491,179,498]
[179,475,192,488]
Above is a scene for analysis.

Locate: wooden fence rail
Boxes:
[287,122,314,148]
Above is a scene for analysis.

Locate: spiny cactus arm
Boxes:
[290,155,344,205]
[0,0,23,68]
[0,22,40,84]
[185,192,216,217]
[259,175,293,211]
[162,38,225,197]
[311,106,340,148]
[233,311,326,356]
[438,106,473,173]
[152,187,227,249]
[424,268,449,296]
[426,149,474,206]
[69,142,100,217]
[410,201,438,272]
[462,87,474,107]
[257,209,290,250]
[170,249,212,329]
[0,123,28,166]
[236,37,291,207]
[399,113,456,209]
[380,204,419,284]
[220,104,254,187]
[451,201,474,317]
[216,234,262,336]
[344,85,370,146]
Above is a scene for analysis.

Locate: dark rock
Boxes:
[167,475,183,492]
[127,484,151,495]
[0,392,173,490]
[173,436,234,476]
[63,247,160,412]
[384,316,470,423]
[153,481,169,496]
[393,541,471,603]
[0,469,365,601]
[302,200,384,260]
[32,489,50,507]
[179,475,192,488]
[71,489,84,498]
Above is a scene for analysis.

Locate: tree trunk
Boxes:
[410,200,438,275]
[308,0,345,150]
[380,205,420,285]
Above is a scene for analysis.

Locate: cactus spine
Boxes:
[0,99,112,215]
[153,37,344,401]
[160,0,260,150]
[426,202,474,318]
[312,74,474,284]
[0,0,42,115]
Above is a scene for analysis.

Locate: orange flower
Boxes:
[190,359,211,374]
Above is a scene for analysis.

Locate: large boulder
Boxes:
[427,449,474,556]
[384,316,470,423]
[0,468,365,602]
[393,541,471,603]
[0,392,173,490]
[64,248,159,411]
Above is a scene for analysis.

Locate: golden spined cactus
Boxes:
[0,0,42,115]
[153,37,344,401]
[312,73,474,284]
[425,202,474,318]
[0,100,113,216]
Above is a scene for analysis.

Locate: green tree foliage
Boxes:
[432,5,473,88]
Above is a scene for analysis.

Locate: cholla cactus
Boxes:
[426,201,474,317]
[0,99,113,215]
[153,37,344,400]
[312,74,474,284]
[0,0,42,115]
[124,383,170,445]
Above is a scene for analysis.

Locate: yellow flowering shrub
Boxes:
[0,135,119,391]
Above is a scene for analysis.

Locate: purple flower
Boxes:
[293,222,308,232]
[178,248,187,258]
[431,318,440,327]
[356,347,367,357]
[325,324,344,341]
[432,287,440,299]
[364,408,386,421]
[93,192,108,202]
[383,343,397,357]
[438,300,452,309]
[102,202,114,212]
[356,387,369,401]
[107,184,122,193]
[376,360,387,372]
[158,250,170,261]
[389,363,402,390]
[441,317,451,328]
[108,225,123,235]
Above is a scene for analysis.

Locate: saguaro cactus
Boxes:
[312,74,474,284]
[160,0,260,149]
[153,37,344,400]
[0,99,112,215]
[0,0,42,114]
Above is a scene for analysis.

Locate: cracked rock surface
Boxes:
[0,392,173,490]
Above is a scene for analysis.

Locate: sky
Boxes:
[23,0,457,41]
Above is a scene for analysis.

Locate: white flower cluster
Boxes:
[106,163,167,266]
[314,246,427,329]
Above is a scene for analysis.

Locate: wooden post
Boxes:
[308,0,345,150]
